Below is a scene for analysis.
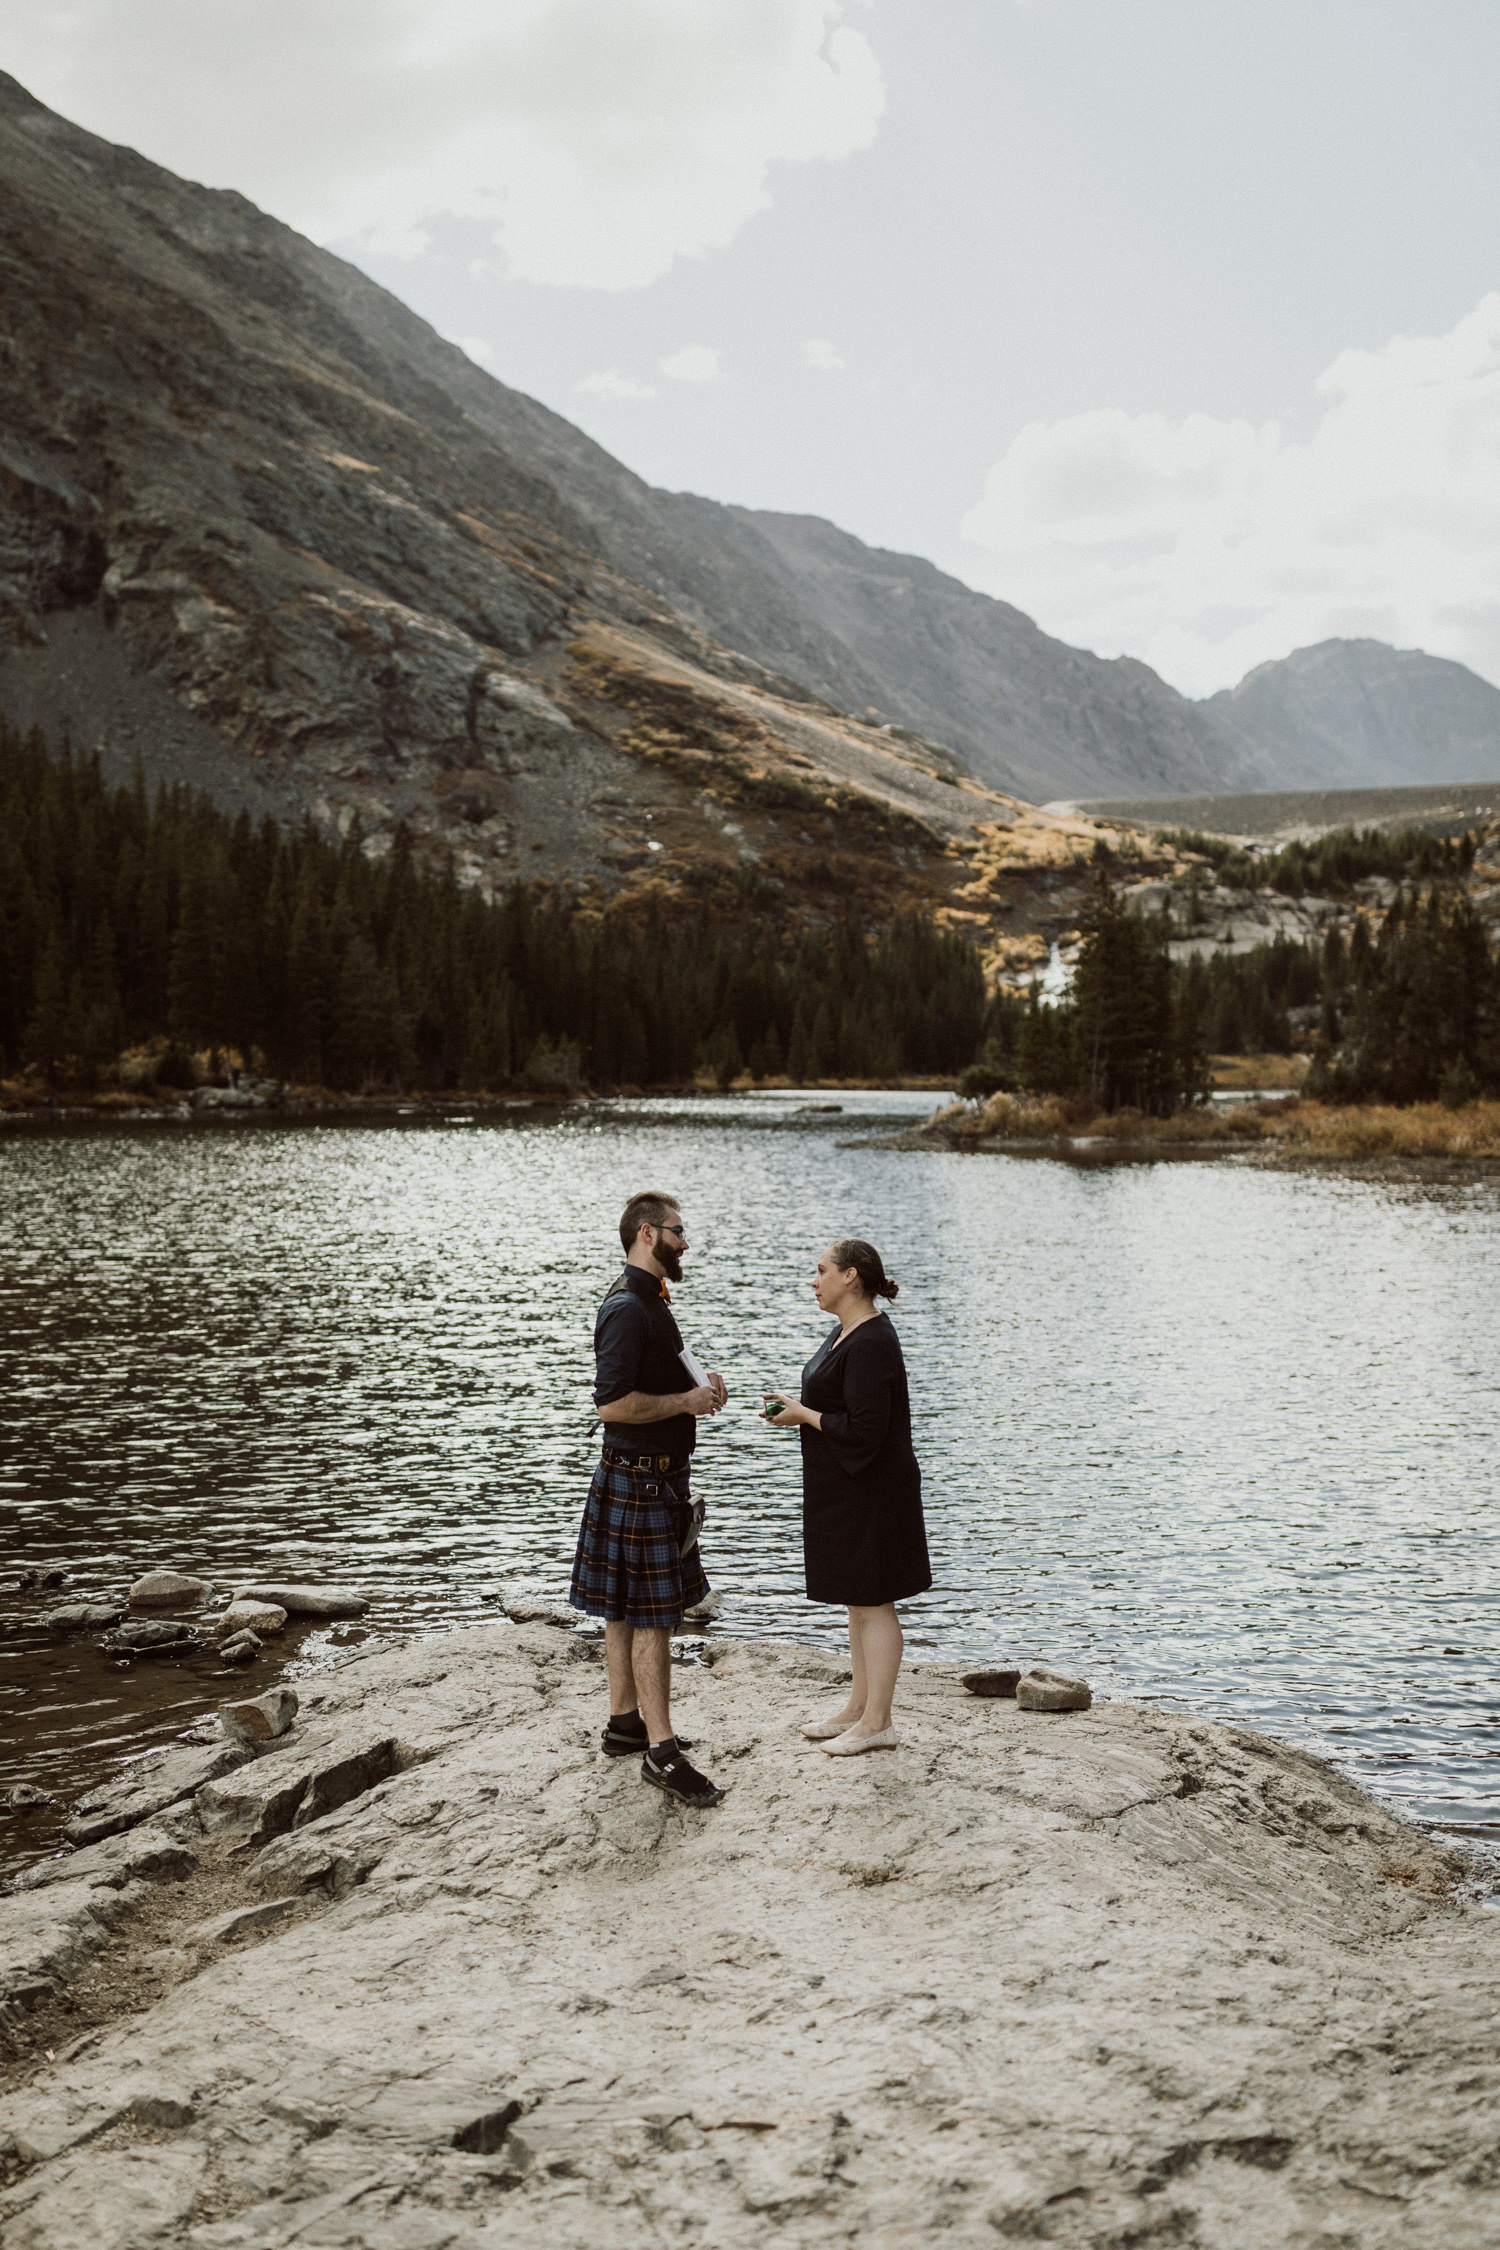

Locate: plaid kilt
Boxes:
[569,1456,709,1628]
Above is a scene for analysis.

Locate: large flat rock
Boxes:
[61,1741,255,1847]
[1,1625,1497,2248]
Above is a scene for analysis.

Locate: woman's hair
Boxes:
[829,1237,899,1301]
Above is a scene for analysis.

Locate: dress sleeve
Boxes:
[816,1330,895,1475]
[593,1298,650,1407]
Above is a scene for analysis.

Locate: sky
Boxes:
[8,0,1500,699]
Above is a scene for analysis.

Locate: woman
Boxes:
[764,1237,931,1754]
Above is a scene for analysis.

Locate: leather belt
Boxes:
[602,1447,688,1473]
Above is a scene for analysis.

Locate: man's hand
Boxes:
[708,1369,729,1409]
[684,1383,721,1416]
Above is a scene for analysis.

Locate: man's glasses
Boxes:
[655,1223,687,1238]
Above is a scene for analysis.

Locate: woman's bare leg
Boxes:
[840,1603,902,1735]
[808,1608,867,1730]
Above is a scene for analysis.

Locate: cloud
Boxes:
[575,370,658,402]
[659,343,721,383]
[7,0,885,291]
[802,337,844,371]
[960,292,1500,695]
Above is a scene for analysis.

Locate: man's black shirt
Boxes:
[593,1265,696,1462]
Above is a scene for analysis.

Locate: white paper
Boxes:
[679,1344,711,1388]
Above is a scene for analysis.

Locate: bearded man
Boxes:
[569,1189,728,1806]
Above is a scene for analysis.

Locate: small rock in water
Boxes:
[44,1600,128,1631]
[233,1581,370,1618]
[962,1668,1022,1699]
[103,1619,200,1653]
[7,1782,55,1810]
[220,1631,262,1665]
[214,1600,288,1638]
[1016,1666,1092,1713]
[221,1686,299,1745]
[16,1565,68,1591]
[683,1590,723,1622]
[130,1569,211,1606]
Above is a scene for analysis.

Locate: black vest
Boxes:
[593,1266,696,1461]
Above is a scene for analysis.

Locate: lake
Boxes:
[2,1092,1497,1879]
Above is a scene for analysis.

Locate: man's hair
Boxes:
[619,1189,682,1255]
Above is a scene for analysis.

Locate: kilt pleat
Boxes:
[569,1457,709,1628]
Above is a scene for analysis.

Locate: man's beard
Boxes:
[657,1240,684,1284]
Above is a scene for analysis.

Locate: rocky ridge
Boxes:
[2,1621,1498,2248]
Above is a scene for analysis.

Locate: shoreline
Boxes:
[0,1080,954,1130]
[873,1095,1500,1176]
[3,1622,1500,2245]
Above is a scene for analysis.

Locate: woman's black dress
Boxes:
[799,1312,931,1606]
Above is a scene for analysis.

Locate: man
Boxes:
[569,1189,729,1807]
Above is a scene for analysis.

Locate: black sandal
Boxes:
[642,1741,724,1806]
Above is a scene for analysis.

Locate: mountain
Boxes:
[1200,639,1500,791]
[2,66,1497,912]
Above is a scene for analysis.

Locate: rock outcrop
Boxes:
[2,1623,1496,2247]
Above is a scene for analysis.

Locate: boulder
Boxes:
[220,1687,299,1747]
[213,1600,287,1638]
[683,1591,724,1622]
[129,1570,211,1606]
[232,1581,370,1618]
[43,1600,127,1631]
[1016,1666,1092,1713]
[962,1668,1022,1699]
[102,1620,200,1653]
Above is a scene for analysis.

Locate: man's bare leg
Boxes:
[631,1626,674,1743]
[604,1621,640,1720]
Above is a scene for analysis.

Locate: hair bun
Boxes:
[830,1237,898,1301]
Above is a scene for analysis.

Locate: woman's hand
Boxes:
[762,1391,817,1429]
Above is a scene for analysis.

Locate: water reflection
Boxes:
[2,1091,1497,1875]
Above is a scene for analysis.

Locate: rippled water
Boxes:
[2,1093,1498,1877]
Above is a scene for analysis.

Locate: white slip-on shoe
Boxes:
[800,1716,861,1739]
[822,1725,898,1756]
